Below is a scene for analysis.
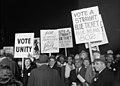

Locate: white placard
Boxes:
[40,30,59,53]
[3,46,14,55]
[71,6,103,44]
[14,33,34,58]
[58,28,73,48]
[85,15,109,48]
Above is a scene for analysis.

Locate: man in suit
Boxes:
[69,57,88,86]
[91,55,115,86]
[27,54,62,86]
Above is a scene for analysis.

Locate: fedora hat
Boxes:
[38,54,48,63]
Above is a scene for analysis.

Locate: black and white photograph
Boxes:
[1,0,120,86]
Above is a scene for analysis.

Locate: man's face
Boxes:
[83,60,90,67]
[81,53,87,59]
[75,59,82,68]
[67,56,73,64]
[59,57,65,64]
[106,55,113,63]
[49,58,56,66]
[94,61,104,72]
[25,59,31,67]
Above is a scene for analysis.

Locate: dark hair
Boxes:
[67,54,74,60]
[57,54,66,62]
[49,55,56,61]
[24,58,32,63]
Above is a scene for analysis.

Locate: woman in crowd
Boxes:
[22,58,37,86]
[79,50,88,60]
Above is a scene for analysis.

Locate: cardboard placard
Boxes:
[40,30,59,53]
[14,33,34,58]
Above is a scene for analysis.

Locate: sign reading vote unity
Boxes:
[14,33,34,58]
[40,30,59,53]
[58,28,73,48]
[71,6,103,44]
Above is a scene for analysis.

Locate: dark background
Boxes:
[1,0,120,55]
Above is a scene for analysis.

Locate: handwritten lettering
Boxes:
[43,41,57,52]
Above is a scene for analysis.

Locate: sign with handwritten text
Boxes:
[58,28,73,48]
[40,30,59,53]
[71,6,103,44]
[85,15,109,48]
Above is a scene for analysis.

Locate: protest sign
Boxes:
[33,37,40,59]
[14,33,34,58]
[71,6,103,44]
[33,37,40,55]
[3,46,14,55]
[58,27,73,48]
[85,15,109,48]
[40,30,59,53]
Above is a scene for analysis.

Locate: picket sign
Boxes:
[49,53,51,57]
[96,45,100,51]
[14,33,34,58]
[40,30,59,53]
[58,28,73,48]
[88,42,93,62]
[85,15,109,48]
[21,58,24,77]
[71,6,103,63]
[71,6,103,44]
[58,27,73,57]
[65,48,67,57]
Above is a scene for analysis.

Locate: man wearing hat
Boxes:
[91,55,115,86]
[27,54,61,86]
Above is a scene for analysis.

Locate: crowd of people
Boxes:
[0,49,120,86]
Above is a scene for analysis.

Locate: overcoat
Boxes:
[27,65,62,86]
[91,68,115,86]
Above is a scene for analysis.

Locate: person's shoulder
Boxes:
[52,68,58,72]
[104,68,114,77]
[70,69,76,73]
[30,67,38,73]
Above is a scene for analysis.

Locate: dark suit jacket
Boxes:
[27,64,62,86]
[91,68,115,86]
[23,65,37,86]
[69,66,86,86]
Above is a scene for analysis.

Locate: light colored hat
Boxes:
[107,50,113,54]
[94,55,106,63]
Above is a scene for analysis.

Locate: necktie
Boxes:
[76,68,79,75]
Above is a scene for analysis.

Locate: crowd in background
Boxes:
[0,49,120,86]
